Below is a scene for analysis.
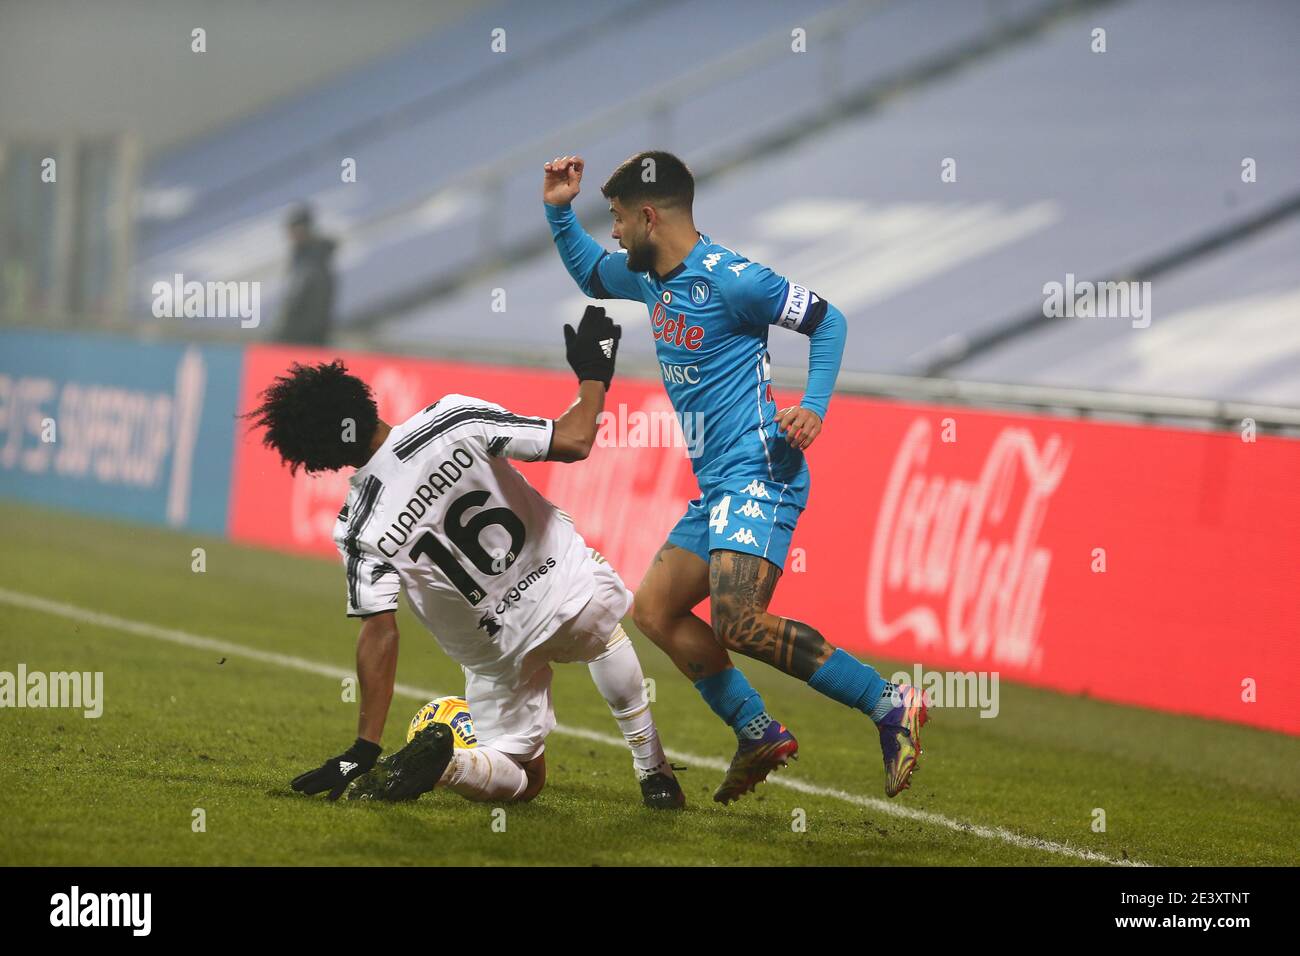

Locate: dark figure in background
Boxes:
[275,204,337,345]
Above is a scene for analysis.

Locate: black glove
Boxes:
[290,738,382,801]
[563,305,621,388]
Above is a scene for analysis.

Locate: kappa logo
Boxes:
[727,528,759,546]
[740,480,770,499]
[339,760,358,774]
[598,337,615,359]
[702,252,723,272]
[737,499,766,519]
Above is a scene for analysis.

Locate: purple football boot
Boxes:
[713,719,799,805]
[877,682,929,797]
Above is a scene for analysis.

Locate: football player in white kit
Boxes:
[250,307,684,809]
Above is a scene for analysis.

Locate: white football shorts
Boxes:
[463,551,631,761]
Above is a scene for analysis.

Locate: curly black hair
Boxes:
[243,360,379,475]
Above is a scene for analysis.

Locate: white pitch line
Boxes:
[0,586,1145,866]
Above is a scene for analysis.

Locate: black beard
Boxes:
[624,242,656,274]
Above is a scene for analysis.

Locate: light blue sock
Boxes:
[807,649,893,723]
[868,683,901,722]
[694,667,769,739]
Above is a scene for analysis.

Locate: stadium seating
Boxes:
[133,0,848,317]
[950,218,1300,406]
[132,0,1300,405]
[133,0,1059,324]
[377,0,1300,405]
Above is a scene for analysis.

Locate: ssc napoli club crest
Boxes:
[691,280,711,305]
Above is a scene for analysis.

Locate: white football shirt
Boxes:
[333,394,596,680]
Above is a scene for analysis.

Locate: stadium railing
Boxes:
[772,366,1300,437]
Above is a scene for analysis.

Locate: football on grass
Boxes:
[407,695,477,749]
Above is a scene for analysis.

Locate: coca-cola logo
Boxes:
[865,418,1069,669]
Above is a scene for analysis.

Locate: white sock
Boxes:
[439,747,529,802]
[587,627,669,778]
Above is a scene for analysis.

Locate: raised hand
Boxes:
[543,154,585,205]
[563,305,621,389]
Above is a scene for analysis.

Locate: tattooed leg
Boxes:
[632,541,731,680]
[709,551,902,738]
[634,542,783,751]
[708,550,834,681]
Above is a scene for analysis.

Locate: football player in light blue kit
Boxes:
[543,151,928,801]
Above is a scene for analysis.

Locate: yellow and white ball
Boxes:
[407,695,477,749]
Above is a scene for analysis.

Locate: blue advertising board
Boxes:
[0,329,243,535]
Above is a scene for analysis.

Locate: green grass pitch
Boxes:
[0,501,1296,866]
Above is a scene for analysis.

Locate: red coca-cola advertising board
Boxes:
[231,345,1300,735]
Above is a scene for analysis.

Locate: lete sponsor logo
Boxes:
[865,418,1069,668]
[651,302,706,350]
